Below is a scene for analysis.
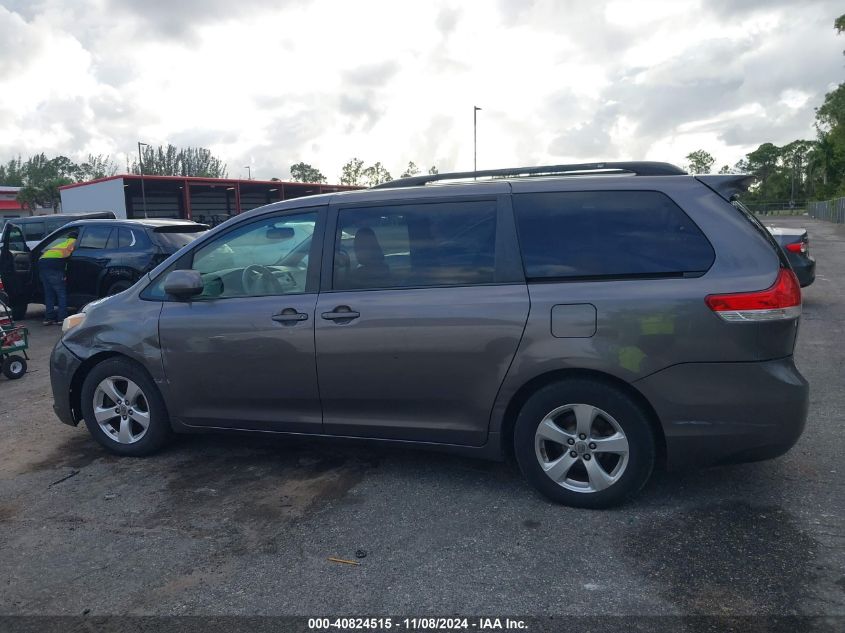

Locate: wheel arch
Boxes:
[97,268,136,297]
[69,351,162,424]
[499,368,666,467]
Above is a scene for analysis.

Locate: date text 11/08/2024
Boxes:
[307,618,528,630]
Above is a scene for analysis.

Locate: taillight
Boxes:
[705,268,801,322]
[785,242,805,254]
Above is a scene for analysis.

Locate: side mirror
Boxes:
[163,269,203,299]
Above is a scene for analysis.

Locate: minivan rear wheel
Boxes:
[80,358,171,456]
[514,380,655,508]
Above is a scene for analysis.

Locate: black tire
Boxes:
[514,379,655,509]
[80,357,171,456]
[2,355,27,379]
[105,279,133,296]
[10,302,27,321]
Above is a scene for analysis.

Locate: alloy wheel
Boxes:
[92,376,151,444]
[534,403,630,493]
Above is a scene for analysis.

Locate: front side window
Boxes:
[190,212,316,299]
[333,200,497,290]
[513,191,714,279]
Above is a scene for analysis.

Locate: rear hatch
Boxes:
[696,176,802,360]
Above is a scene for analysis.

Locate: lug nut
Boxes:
[567,438,575,445]
[570,451,577,458]
[583,454,591,461]
[589,442,596,450]
[579,433,587,440]
[114,408,120,413]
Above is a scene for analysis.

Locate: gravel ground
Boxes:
[0,215,843,619]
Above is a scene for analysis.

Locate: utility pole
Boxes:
[244,165,252,180]
[137,141,149,219]
[474,106,482,174]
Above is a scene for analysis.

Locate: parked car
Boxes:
[2,212,117,249]
[0,218,208,319]
[50,162,808,508]
[766,225,815,287]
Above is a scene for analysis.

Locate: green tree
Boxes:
[745,143,782,196]
[340,158,366,186]
[685,150,715,174]
[0,157,25,186]
[362,161,392,186]
[781,140,815,201]
[400,161,420,178]
[718,164,732,174]
[130,144,227,178]
[75,154,117,181]
[289,162,327,183]
[428,165,439,175]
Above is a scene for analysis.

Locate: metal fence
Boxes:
[744,201,806,215]
[808,198,845,224]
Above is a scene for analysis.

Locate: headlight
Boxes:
[62,313,86,333]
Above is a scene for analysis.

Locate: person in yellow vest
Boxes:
[39,229,79,325]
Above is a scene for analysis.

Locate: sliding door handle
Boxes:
[321,306,360,321]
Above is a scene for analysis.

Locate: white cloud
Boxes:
[0,0,842,181]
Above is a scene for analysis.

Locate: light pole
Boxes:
[474,105,482,174]
[137,141,149,218]
[244,165,252,180]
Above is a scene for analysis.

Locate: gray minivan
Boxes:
[50,162,808,508]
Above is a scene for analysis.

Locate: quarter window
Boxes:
[118,228,137,248]
[333,201,497,290]
[513,191,714,279]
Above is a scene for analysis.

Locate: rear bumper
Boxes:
[50,341,82,426]
[789,253,815,287]
[635,357,808,470]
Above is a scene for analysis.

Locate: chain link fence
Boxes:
[808,198,845,224]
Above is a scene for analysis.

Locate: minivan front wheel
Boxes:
[80,358,171,456]
[514,380,655,508]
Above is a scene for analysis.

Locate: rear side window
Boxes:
[333,200,497,290]
[513,191,714,279]
[78,226,112,249]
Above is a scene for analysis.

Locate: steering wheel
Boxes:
[242,264,285,295]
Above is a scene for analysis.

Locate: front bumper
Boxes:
[635,357,808,470]
[50,341,82,426]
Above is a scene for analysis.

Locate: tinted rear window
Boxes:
[513,191,714,279]
[152,227,208,251]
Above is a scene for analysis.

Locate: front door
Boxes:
[315,196,529,446]
[0,224,34,311]
[159,208,325,432]
[68,224,114,303]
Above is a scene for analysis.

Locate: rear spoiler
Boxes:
[695,174,756,201]
[153,224,209,233]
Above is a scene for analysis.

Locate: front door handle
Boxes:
[321,306,360,321]
[272,308,309,324]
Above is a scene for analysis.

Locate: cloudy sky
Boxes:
[0,0,842,182]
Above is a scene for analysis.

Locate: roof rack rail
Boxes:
[370,161,687,189]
